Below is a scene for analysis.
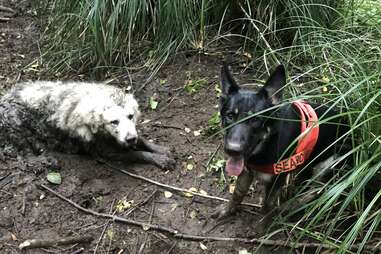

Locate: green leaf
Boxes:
[46,172,62,185]
[149,97,158,110]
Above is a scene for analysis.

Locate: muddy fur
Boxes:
[0,81,175,169]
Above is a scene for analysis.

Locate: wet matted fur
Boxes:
[0,81,175,169]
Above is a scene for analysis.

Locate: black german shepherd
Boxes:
[213,62,350,219]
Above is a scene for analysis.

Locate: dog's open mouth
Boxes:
[226,156,245,176]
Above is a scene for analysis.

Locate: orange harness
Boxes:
[247,100,319,175]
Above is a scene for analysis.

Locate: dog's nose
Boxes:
[225,141,244,154]
[125,136,137,144]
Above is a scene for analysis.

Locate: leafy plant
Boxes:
[207,156,226,188]
[203,112,221,137]
[184,72,208,94]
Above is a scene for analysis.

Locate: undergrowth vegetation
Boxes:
[37,0,381,252]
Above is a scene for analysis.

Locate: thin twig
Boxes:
[39,184,380,252]
[0,173,11,182]
[19,235,93,250]
[125,190,158,217]
[21,191,26,215]
[0,6,15,13]
[0,17,11,22]
[93,199,116,254]
[70,248,85,254]
[103,161,261,208]
[150,123,183,130]
[166,242,176,254]
[138,198,156,254]
[204,143,221,169]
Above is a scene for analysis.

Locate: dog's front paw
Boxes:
[153,144,172,155]
[211,203,237,220]
[152,154,176,170]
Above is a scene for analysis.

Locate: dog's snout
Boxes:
[225,141,244,154]
[125,136,137,144]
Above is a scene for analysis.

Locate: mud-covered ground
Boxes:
[0,1,294,253]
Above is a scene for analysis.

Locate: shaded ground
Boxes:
[0,1,292,254]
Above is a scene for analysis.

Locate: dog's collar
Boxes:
[246,100,319,175]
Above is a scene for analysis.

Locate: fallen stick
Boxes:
[70,248,85,254]
[39,184,380,252]
[19,235,93,250]
[102,161,262,209]
[0,6,15,13]
[150,123,183,130]
[0,17,11,22]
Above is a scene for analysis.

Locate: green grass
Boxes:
[38,0,341,76]
[237,1,381,252]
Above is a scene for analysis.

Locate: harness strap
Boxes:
[247,100,319,175]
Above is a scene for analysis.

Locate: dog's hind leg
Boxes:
[212,169,254,219]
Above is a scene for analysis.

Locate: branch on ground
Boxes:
[0,17,11,22]
[39,184,380,252]
[0,6,15,13]
[101,161,262,209]
[19,235,93,250]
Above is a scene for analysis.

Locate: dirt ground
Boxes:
[0,1,294,254]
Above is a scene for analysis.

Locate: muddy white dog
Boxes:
[0,81,175,169]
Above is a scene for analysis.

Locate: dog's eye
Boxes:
[110,120,120,125]
[127,114,134,120]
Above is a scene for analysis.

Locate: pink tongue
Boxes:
[226,157,245,176]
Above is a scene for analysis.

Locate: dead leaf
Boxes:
[190,210,197,219]
[199,242,208,250]
[322,76,330,83]
[106,229,114,240]
[242,52,252,59]
[229,184,235,194]
[199,189,207,196]
[11,233,17,241]
[193,130,201,136]
[164,191,173,198]
[171,203,178,211]
[142,224,150,231]
[184,187,197,198]
[115,199,134,213]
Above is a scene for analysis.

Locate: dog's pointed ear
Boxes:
[221,62,239,96]
[260,64,286,104]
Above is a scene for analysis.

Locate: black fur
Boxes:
[215,62,350,219]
